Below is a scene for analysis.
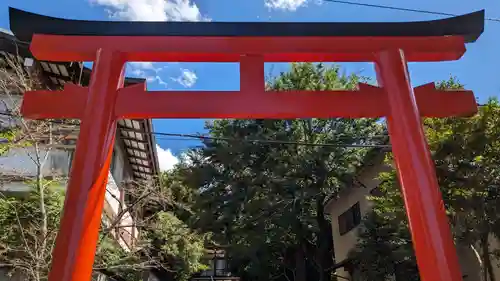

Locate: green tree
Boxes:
[0,172,209,281]
[185,63,384,281]
[0,56,208,281]
[0,187,64,281]
[0,52,79,281]
[351,78,500,281]
[145,211,209,281]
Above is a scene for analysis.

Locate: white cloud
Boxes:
[91,0,207,21]
[131,68,147,77]
[147,75,168,87]
[265,0,308,11]
[128,62,168,87]
[171,69,197,88]
[128,62,164,74]
[129,62,155,70]
[178,152,192,166]
[156,144,179,171]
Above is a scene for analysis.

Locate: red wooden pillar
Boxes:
[49,49,125,281]
[375,49,462,281]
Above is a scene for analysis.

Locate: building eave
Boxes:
[0,32,159,183]
[117,119,159,183]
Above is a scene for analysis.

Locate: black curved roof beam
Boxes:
[0,31,31,58]
[9,7,484,43]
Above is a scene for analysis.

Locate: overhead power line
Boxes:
[150,131,390,148]
[322,0,500,23]
[5,101,492,149]
[0,112,390,148]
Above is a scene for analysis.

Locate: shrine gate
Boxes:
[9,7,485,281]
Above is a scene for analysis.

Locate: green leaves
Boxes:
[94,169,210,281]
[143,211,209,281]
[351,85,500,281]
[183,63,383,281]
[0,188,64,280]
[0,167,209,281]
[0,128,31,155]
[267,63,367,92]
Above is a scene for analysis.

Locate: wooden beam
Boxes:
[21,83,477,120]
[119,136,149,143]
[129,162,153,169]
[130,166,153,174]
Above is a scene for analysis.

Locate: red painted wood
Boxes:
[20,83,87,119]
[18,32,478,281]
[413,83,477,117]
[30,35,466,62]
[47,49,125,281]
[240,55,265,96]
[115,85,387,119]
[21,82,477,119]
[375,49,465,281]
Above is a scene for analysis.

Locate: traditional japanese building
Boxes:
[0,27,159,255]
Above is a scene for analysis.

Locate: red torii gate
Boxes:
[9,7,485,281]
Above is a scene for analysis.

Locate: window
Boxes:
[200,260,214,276]
[338,202,361,235]
[110,149,117,174]
[215,258,228,276]
[350,268,362,281]
[370,186,384,197]
[68,150,75,172]
[199,258,230,277]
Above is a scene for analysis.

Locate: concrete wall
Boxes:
[324,158,500,281]
[0,269,22,281]
[0,146,72,179]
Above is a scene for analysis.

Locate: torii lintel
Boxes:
[22,82,477,120]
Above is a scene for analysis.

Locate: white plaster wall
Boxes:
[110,144,126,184]
[325,159,390,279]
[485,236,500,281]
[104,170,137,251]
[457,244,482,281]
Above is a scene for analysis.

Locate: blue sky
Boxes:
[1,0,499,170]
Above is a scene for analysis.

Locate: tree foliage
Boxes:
[351,78,500,281]
[183,63,384,281]
[0,187,64,281]
[0,58,208,281]
[0,172,209,281]
[146,211,209,281]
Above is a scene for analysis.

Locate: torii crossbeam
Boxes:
[9,7,485,281]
